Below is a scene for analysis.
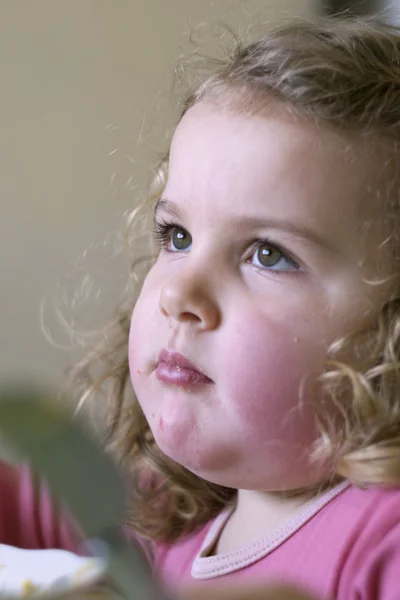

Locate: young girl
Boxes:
[1,13,400,600]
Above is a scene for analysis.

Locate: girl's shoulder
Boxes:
[321,483,400,599]
[335,482,400,527]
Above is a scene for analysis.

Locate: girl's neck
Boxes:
[212,482,334,556]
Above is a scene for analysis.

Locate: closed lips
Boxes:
[157,349,213,384]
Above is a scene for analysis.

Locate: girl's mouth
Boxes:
[155,349,213,388]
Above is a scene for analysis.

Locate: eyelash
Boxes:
[152,218,301,272]
[152,218,181,249]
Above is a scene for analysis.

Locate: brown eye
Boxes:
[171,227,192,251]
[257,243,281,267]
[249,242,299,272]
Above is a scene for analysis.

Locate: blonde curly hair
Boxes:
[69,15,400,542]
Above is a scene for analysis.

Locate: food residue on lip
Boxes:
[22,580,39,597]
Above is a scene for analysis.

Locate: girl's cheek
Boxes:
[221,314,324,440]
[128,314,140,394]
[128,295,150,393]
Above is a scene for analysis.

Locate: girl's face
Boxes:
[129,102,388,491]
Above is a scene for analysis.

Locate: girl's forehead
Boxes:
[165,103,395,273]
[170,102,378,186]
[168,104,378,218]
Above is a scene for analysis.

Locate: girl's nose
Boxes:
[159,267,221,331]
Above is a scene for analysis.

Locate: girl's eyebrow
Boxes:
[235,215,337,254]
[154,198,182,221]
[154,198,336,255]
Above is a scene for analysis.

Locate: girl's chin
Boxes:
[153,431,329,492]
[153,430,244,487]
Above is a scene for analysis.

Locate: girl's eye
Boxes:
[153,220,299,272]
[249,242,299,272]
[152,220,192,252]
[171,227,192,251]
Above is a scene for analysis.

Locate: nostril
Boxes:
[159,275,220,330]
[181,311,202,323]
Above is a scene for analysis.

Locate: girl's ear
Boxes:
[179,584,319,600]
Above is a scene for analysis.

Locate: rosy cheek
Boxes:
[221,315,321,442]
[128,319,139,395]
[128,266,162,373]
[128,297,149,395]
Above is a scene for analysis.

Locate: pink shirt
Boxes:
[1,461,400,599]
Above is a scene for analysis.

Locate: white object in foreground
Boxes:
[0,545,106,597]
